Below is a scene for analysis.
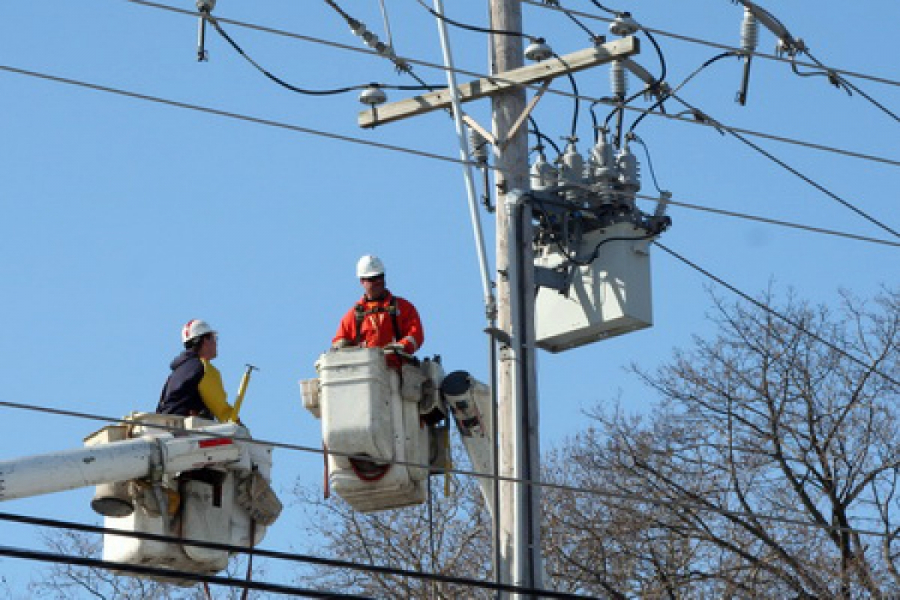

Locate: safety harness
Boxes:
[354,297,402,346]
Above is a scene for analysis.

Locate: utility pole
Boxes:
[489,0,543,596]
[355,8,639,595]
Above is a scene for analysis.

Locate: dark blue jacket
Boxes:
[156,350,212,418]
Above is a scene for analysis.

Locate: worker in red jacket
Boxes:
[332,255,424,369]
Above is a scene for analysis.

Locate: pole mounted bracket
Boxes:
[534,265,570,293]
[358,36,640,129]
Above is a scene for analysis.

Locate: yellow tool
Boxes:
[231,364,259,422]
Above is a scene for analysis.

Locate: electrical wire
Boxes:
[553,54,581,140]
[629,134,664,193]
[208,17,402,96]
[2,63,898,251]
[321,0,435,90]
[586,0,619,17]
[522,0,900,90]
[5,451,900,552]
[654,241,900,389]
[530,128,563,157]
[561,8,602,42]
[118,0,900,171]
[1,0,897,572]
[641,28,667,86]
[800,50,900,126]
[627,51,737,135]
[629,190,900,247]
[724,1,900,127]
[669,93,900,240]
[0,512,590,598]
[0,64,469,166]
[409,0,540,42]
[0,543,373,599]
[210,17,441,94]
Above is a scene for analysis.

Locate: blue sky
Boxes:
[1,0,898,594]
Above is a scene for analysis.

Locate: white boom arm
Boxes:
[0,423,241,504]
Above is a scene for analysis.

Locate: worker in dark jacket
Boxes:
[156,319,237,422]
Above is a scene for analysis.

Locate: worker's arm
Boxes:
[396,298,424,354]
[198,359,237,422]
[331,307,357,348]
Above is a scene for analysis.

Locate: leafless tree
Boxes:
[27,526,264,600]
[543,287,900,599]
[294,448,494,599]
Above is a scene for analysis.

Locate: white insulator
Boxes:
[609,14,640,37]
[588,130,616,182]
[610,60,628,98]
[559,142,584,185]
[525,40,553,62]
[359,85,387,106]
[617,145,640,195]
[530,153,558,191]
[740,8,759,54]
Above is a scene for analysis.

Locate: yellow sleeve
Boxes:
[198,359,236,422]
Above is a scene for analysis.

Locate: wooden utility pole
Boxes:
[354,8,639,594]
[489,0,543,596]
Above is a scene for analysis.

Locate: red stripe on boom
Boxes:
[198,438,233,448]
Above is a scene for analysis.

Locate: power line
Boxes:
[0,544,374,599]
[2,63,898,252]
[669,93,900,239]
[5,350,900,527]
[409,0,539,41]
[4,445,900,555]
[118,0,900,171]
[654,242,900,389]
[206,17,437,96]
[521,0,900,90]
[0,64,464,167]
[634,191,900,248]
[0,511,590,599]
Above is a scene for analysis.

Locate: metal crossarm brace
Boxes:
[358,36,640,128]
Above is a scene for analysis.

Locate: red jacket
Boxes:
[333,292,424,366]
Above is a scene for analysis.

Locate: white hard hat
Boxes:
[182,319,216,344]
[356,255,385,278]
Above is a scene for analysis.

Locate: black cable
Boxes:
[322,0,353,23]
[522,0,900,90]
[117,1,900,170]
[0,512,592,599]
[208,18,361,95]
[529,116,563,156]
[0,543,374,599]
[655,242,900,389]
[552,53,581,140]
[410,0,539,42]
[801,50,900,126]
[642,29,667,87]
[840,77,900,125]
[2,63,898,250]
[561,8,603,42]
[209,18,441,96]
[629,134,664,193]
[320,0,436,91]
[589,100,601,140]
[628,51,736,135]
[670,94,900,240]
[587,0,619,16]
